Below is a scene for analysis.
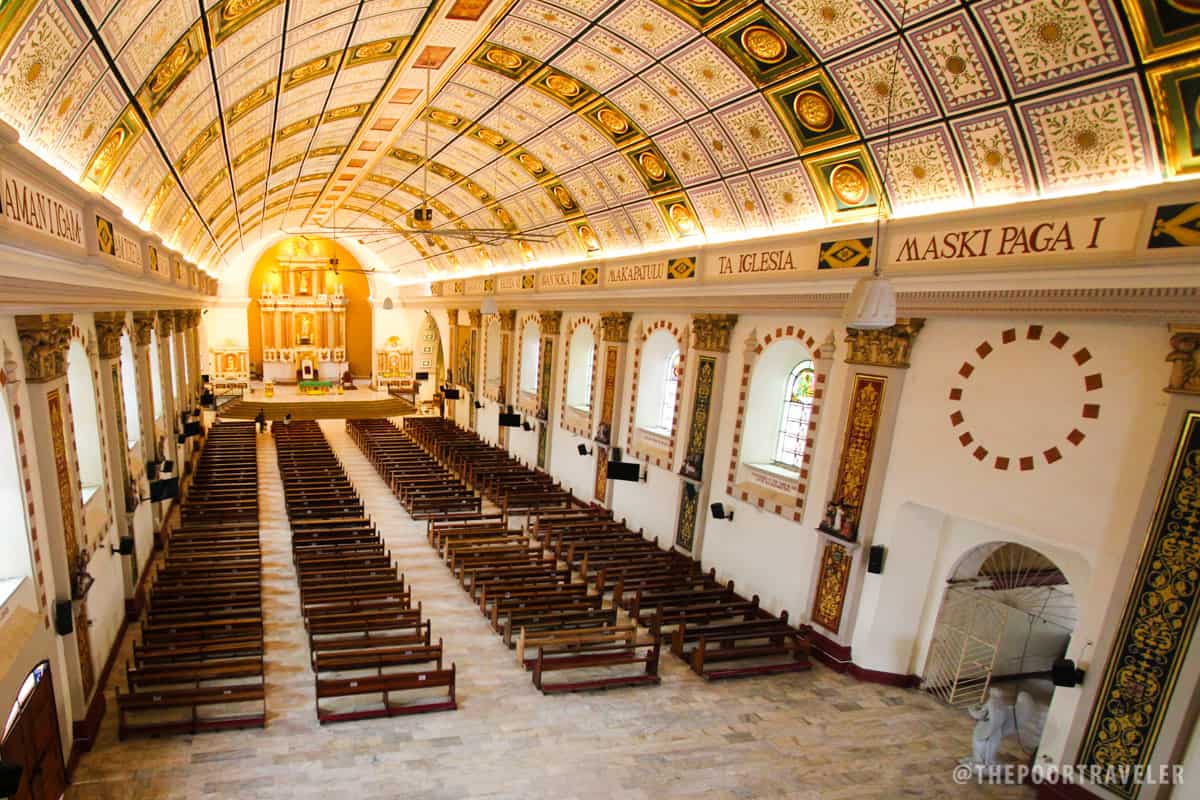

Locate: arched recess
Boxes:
[0,372,33,585]
[920,539,1079,759]
[1,662,67,800]
[246,237,374,378]
[626,320,687,469]
[66,337,105,504]
[726,326,829,522]
[483,315,502,399]
[416,312,445,383]
[517,314,541,402]
[560,317,598,437]
[119,331,140,447]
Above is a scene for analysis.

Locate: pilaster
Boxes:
[92,312,136,601]
[535,311,564,471]
[592,312,633,507]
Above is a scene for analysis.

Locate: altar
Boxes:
[299,380,334,395]
[257,247,350,383]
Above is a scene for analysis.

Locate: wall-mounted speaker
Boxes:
[54,600,73,636]
[1051,658,1085,687]
[0,760,23,798]
[118,536,135,556]
[867,545,886,574]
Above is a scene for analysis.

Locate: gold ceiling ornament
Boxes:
[15,314,72,384]
[600,312,634,343]
[830,162,870,206]
[578,224,601,251]
[668,202,698,235]
[794,89,835,132]
[691,314,740,353]
[485,47,523,70]
[1166,324,1200,394]
[740,25,787,64]
[843,318,926,369]
[552,185,576,210]
[476,127,506,147]
[149,39,193,94]
[517,152,545,174]
[596,107,630,135]
[545,73,582,97]
[638,151,668,181]
[93,312,126,360]
[429,109,461,127]
[85,126,128,187]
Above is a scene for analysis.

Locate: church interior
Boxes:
[0,0,1198,797]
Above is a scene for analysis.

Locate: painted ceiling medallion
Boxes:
[150,40,192,94]
[669,202,697,234]
[578,224,600,250]
[430,109,460,126]
[553,185,575,209]
[476,128,505,147]
[596,107,630,135]
[794,90,835,132]
[740,26,787,64]
[830,162,869,206]
[638,151,668,180]
[518,152,545,173]
[545,74,581,97]
[485,47,523,70]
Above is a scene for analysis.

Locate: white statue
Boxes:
[961,687,1016,767]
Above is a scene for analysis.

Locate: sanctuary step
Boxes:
[218,397,416,421]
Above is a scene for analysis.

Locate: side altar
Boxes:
[258,251,349,383]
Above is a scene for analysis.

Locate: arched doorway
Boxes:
[1,662,66,800]
[921,542,1077,710]
[247,237,374,379]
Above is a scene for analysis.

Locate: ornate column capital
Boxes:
[131,311,155,346]
[93,312,126,360]
[467,310,482,328]
[155,310,174,337]
[1166,324,1200,394]
[15,314,72,383]
[691,313,739,353]
[446,308,460,327]
[600,311,633,343]
[539,310,563,336]
[498,309,517,332]
[843,318,926,369]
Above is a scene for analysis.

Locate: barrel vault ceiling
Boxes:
[1,0,1198,282]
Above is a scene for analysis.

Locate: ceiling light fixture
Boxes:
[843,2,909,331]
[481,296,498,315]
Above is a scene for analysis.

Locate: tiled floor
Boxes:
[68,420,1035,799]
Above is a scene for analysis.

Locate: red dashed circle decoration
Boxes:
[948,325,1101,471]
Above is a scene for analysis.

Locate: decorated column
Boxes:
[673,314,738,556]
[153,311,179,476]
[536,311,563,471]
[93,312,137,599]
[14,314,98,725]
[186,310,202,400]
[129,312,157,462]
[809,319,925,657]
[592,312,633,507]
[1066,325,1200,799]
[467,310,482,431]
[445,308,459,385]
[497,309,516,448]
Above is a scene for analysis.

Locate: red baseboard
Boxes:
[801,625,920,688]
[1037,781,1103,799]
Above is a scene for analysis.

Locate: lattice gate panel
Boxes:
[922,586,1008,708]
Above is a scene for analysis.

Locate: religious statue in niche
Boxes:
[298,315,313,345]
[299,272,310,295]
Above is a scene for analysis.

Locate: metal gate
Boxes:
[921,586,1008,707]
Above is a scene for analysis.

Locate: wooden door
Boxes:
[1,665,67,800]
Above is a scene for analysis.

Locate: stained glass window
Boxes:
[775,361,815,467]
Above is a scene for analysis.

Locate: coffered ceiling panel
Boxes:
[1,0,1198,281]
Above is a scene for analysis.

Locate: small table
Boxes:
[299,380,333,395]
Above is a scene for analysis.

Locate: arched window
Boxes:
[66,339,105,502]
[774,361,814,467]
[658,348,680,431]
[0,393,32,585]
[149,330,164,423]
[168,336,181,406]
[119,331,140,447]
[565,325,595,411]
[634,329,682,435]
[519,321,540,395]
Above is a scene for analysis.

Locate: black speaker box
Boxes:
[54,600,73,636]
[1051,658,1084,687]
[0,760,23,798]
[118,536,135,556]
[867,545,886,574]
